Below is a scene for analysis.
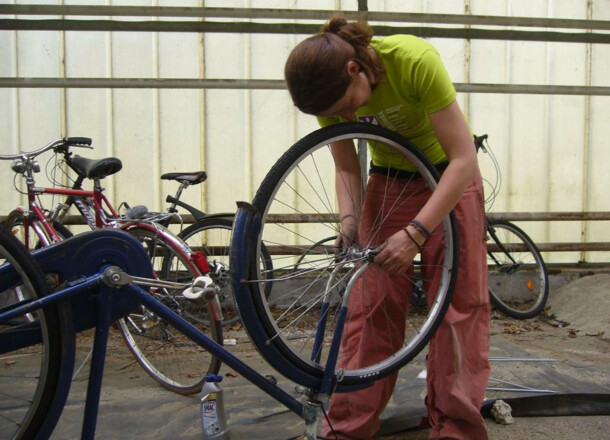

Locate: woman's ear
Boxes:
[346,60,361,78]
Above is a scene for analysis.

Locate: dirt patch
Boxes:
[544,273,610,339]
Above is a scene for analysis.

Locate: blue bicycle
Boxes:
[0,123,459,439]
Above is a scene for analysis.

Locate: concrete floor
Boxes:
[46,311,609,440]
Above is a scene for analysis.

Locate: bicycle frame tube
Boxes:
[19,202,63,246]
[45,187,118,229]
[0,229,315,438]
[487,223,519,265]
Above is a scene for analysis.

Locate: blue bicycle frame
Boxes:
[0,202,372,439]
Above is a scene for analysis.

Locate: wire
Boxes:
[45,152,74,189]
[478,136,502,211]
[321,403,339,440]
[12,173,27,195]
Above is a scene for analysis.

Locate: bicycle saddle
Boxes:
[70,155,123,180]
[160,171,207,185]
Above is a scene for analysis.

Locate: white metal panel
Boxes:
[0,0,608,263]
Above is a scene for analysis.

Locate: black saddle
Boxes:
[70,155,123,180]
[160,171,207,185]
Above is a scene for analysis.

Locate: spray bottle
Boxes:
[200,374,230,439]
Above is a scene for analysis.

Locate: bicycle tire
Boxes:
[117,227,221,394]
[0,225,73,439]
[179,217,273,326]
[487,219,549,319]
[247,122,459,385]
[6,209,73,250]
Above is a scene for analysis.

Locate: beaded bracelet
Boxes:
[403,227,423,252]
[410,219,431,239]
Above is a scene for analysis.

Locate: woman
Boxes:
[284,16,490,440]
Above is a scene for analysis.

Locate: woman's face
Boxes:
[317,61,371,121]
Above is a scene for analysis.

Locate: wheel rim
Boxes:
[487,221,547,318]
[117,228,220,393]
[250,125,458,383]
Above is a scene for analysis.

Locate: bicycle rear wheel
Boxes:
[179,217,273,326]
[247,122,458,385]
[0,225,73,439]
[117,227,221,394]
[487,220,549,319]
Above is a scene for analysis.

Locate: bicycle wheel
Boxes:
[0,225,73,439]
[248,122,458,385]
[179,217,273,326]
[487,219,549,319]
[293,235,427,305]
[6,209,73,250]
[117,227,221,394]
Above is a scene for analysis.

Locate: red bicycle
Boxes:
[1,137,223,394]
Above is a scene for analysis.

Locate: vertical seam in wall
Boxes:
[59,1,67,141]
[580,0,593,263]
[12,6,22,204]
[543,0,551,253]
[245,0,253,202]
[199,0,207,214]
[108,0,116,207]
[505,0,513,214]
[152,3,161,211]
[57,3,67,202]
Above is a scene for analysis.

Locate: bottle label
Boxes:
[202,393,220,436]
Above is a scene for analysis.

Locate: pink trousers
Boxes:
[322,170,490,440]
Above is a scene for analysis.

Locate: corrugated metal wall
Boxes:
[0,0,608,263]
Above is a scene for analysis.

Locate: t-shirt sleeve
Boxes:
[316,115,341,127]
[410,48,457,114]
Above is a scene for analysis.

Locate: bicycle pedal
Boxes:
[183,275,215,300]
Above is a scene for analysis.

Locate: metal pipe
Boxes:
[3,211,607,225]
[486,387,558,393]
[485,211,610,221]
[0,19,609,44]
[1,78,609,96]
[1,5,609,31]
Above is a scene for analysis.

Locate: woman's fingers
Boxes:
[374,231,418,274]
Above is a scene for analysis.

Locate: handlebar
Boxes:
[0,137,92,161]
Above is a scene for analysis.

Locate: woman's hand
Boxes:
[373,226,423,274]
[334,215,359,258]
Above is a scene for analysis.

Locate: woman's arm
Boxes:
[330,139,362,248]
[373,99,477,273]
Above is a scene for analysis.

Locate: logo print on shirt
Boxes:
[358,115,380,125]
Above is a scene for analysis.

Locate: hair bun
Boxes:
[322,15,347,34]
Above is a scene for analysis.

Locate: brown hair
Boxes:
[284,15,385,115]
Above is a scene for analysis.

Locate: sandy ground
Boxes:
[46,273,609,439]
[381,273,610,440]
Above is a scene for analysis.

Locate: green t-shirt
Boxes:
[317,35,457,171]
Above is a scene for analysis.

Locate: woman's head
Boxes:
[284,16,384,116]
